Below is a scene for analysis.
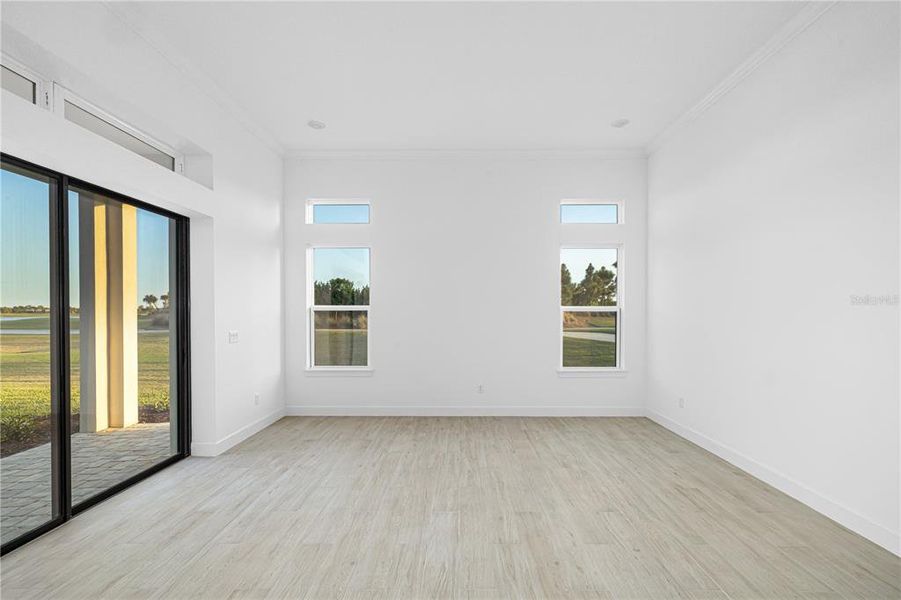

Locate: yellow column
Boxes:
[78,200,109,433]
[107,203,139,428]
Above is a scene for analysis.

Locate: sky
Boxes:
[1,168,171,308]
[312,204,370,224]
[313,248,370,287]
[560,204,618,224]
[1,169,49,306]
[561,248,617,281]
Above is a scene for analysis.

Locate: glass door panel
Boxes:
[68,186,179,506]
[0,162,60,546]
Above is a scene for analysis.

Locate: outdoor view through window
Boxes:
[560,248,619,368]
[311,247,370,367]
[0,165,56,544]
[0,162,180,547]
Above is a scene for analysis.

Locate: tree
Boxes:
[143,294,159,311]
[160,293,170,309]
[561,264,574,305]
[593,266,616,305]
[566,262,617,307]
[314,278,369,305]
[572,263,595,306]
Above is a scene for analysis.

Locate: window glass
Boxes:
[560,248,617,306]
[312,248,370,305]
[0,162,56,545]
[560,203,618,224]
[67,186,180,506]
[562,311,617,368]
[312,310,368,367]
[64,102,175,171]
[312,204,370,224]
[1,65,35,103]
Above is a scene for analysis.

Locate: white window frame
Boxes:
[305,198,371,225]
[1,54,52,109]
[559,243,624,373]
[53,84,184,173]
[306,244,372,372]
[560,199,624,224]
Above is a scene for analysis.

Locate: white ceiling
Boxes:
[112,2,802,152]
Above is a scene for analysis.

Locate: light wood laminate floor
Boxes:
[1,417,898,599]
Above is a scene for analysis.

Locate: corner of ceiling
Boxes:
[644,1,836,158]
[101,2,286,159]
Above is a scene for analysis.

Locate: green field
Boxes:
[314,330,368,366]
[561,336,617,367]
[562,312,617,368]
[0,313,171,455]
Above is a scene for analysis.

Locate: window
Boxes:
[306,200,370,224]
[1,64,35,103]
[1,57,48,108]
[309,247,370,368]
[63,100,176,170]
[55,86,179,171]
[560,201,621,224]
[560,247,621,369]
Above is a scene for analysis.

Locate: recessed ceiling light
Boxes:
[307,120,326,130]
[610,118,631,129]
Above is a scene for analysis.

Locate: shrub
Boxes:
[1,414,38,444]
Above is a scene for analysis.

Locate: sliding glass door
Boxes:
[67,185,182,505]
[0,154,190,554]
[0,162,61,547]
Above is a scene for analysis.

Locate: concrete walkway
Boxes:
[562,331,616,343]
[1,423,172,546]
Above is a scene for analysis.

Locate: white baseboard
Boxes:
[191,407,286,457]
[285,405,645,417]
[646,409,900,557]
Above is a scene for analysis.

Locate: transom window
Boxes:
[1,64,36,104]
[309,247,370,368]
[306,199,370,224]
[560,247,621,369]
[61,96,177,171]
[560,200,622,224]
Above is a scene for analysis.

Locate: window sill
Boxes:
[305,368,374,377]
[557,368,628,378]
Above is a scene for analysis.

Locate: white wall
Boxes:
[285,154,647,415]
[647,3,899,554]
[1,3,285,455]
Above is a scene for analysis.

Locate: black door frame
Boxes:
[0,153,191,555]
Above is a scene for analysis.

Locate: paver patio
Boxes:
[0,423,172,545]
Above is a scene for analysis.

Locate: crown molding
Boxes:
[101,2,285,157]
[646,1,836,156]
[286,148,648,161]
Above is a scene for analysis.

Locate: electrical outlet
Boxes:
[678,397,685,408]
[227,330,239,344]
[254,393,260,406]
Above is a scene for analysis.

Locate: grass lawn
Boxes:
[562,337,617,367]
[562,311,617,367]
[314,330,368,366]
[1,313,171,455]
